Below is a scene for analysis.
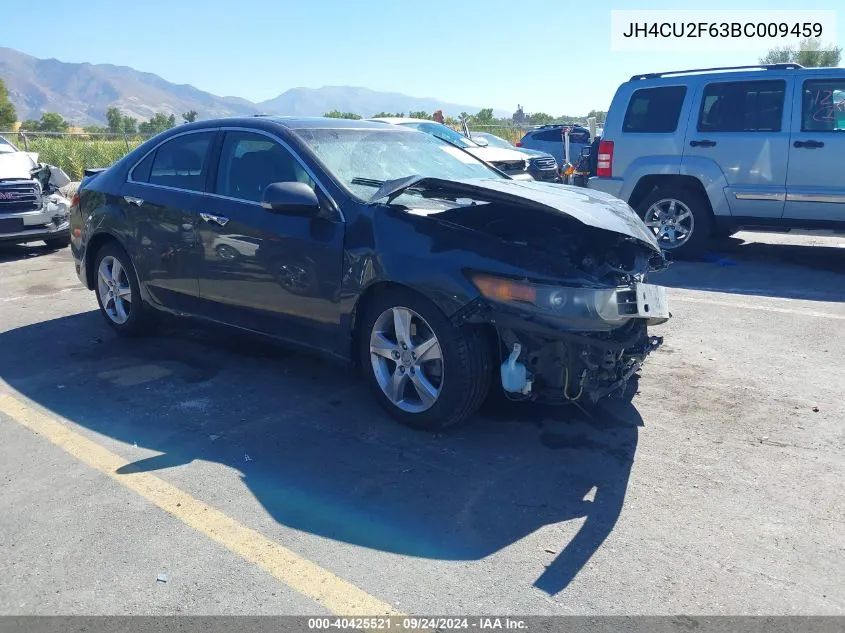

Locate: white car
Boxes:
[368,117,534,180]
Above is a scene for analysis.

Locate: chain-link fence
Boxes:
[0,131,155,182]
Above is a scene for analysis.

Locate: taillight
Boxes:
[596,140,613,178]
[71,192,80,207]
[515,141,523,147]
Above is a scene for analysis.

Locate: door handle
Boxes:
[793,140,824,149]
[690,139,717,148]
[199,212,230,227]
[123,196,144,206]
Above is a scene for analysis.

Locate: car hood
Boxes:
[514,148,556,160]
[372,176,660,251]
[0,151,39,179]
[463,146,528,163]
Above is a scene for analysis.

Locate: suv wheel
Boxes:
[636,186,712,259]
[359,289,492,430]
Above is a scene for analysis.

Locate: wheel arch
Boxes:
[84,231,126,290]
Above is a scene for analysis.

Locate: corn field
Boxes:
[1,132,153,181]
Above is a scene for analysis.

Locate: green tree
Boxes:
[122,116,138,134]
[182,110,198,123]
[760,38,841,67]
[372,111,403,118]
[587,109,607,125]
[39,112,70,132]
[474,108,495,125]
[139,112,177,134]
[323,110,362,119]
[106,107,123,134]
[527,112,555,125]
[407,110,430,120]
[0,78,16,130]
[19,112,70,132]
[105,107,139,134]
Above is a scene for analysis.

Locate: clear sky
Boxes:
[2,0,842,116]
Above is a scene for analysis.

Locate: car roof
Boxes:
[625,65,844,85]
[176,115,403,131]
[367,117,430,125]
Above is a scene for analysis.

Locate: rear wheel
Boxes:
[93,242,156,336]
[358,289,493,430]
[636,185,712,259]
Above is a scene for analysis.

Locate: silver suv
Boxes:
[587,64,845,258]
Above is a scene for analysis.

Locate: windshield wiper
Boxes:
[350,177,385,188]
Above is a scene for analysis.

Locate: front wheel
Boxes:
[636,186,712,259]
[358,289,493,430]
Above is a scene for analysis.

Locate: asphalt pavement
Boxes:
[0,231,843,616]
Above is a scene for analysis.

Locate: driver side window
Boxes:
[215,131,315,203]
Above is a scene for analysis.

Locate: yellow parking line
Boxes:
[0,393,401,617]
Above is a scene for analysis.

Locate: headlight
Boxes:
[524,159,531,171]
[469,272,628,325]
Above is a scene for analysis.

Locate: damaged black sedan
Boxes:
[70,116,670,429]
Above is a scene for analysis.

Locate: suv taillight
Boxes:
[515,141,523,147]
[597,140,614,178]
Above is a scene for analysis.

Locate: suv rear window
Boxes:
[623,86,687,133]
[698,80,785,132]
[801,79,845,132]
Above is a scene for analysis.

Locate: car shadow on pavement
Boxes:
[0,311,641,596]
[654,239,845,302]
[0,242,62,263]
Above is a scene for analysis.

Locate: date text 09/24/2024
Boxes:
[307,617,528,630]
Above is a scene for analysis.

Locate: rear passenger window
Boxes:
[215,131,314,203]
[533,129,564,142]
[801,79,845,132]
[698,80,785,132]
[148,132,214,192]
[623,86,687,133]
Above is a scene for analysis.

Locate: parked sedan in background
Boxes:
[70,116,669,430]
[469,131,560,182]
[368,117,534,180]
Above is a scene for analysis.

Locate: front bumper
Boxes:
[477,281,669,404]
[0,196,71,244]
[529,167,561,182]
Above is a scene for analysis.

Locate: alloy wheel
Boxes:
[643,198,695,249]
[369,306,444,413]
[97,255,132,325]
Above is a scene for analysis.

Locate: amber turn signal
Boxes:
[471,274,537,304]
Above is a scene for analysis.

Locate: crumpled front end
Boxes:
[463,244,670,405]
[0,152,72,244]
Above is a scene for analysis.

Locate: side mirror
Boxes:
[473,136,489,147]
[261,182,320,216]
[580,146,591,157]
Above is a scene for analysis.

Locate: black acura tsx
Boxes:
[70,116,670,429]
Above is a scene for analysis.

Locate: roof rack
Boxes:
[630,63,803,81]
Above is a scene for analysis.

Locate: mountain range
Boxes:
[0,47,510,125]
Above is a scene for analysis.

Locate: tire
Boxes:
[93,241,156,336]
[636,185,712,259]
[358,288,493,430]
[44,235,71,249]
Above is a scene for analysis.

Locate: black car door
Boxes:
[195,129,345,353]
[121,130,217,313]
